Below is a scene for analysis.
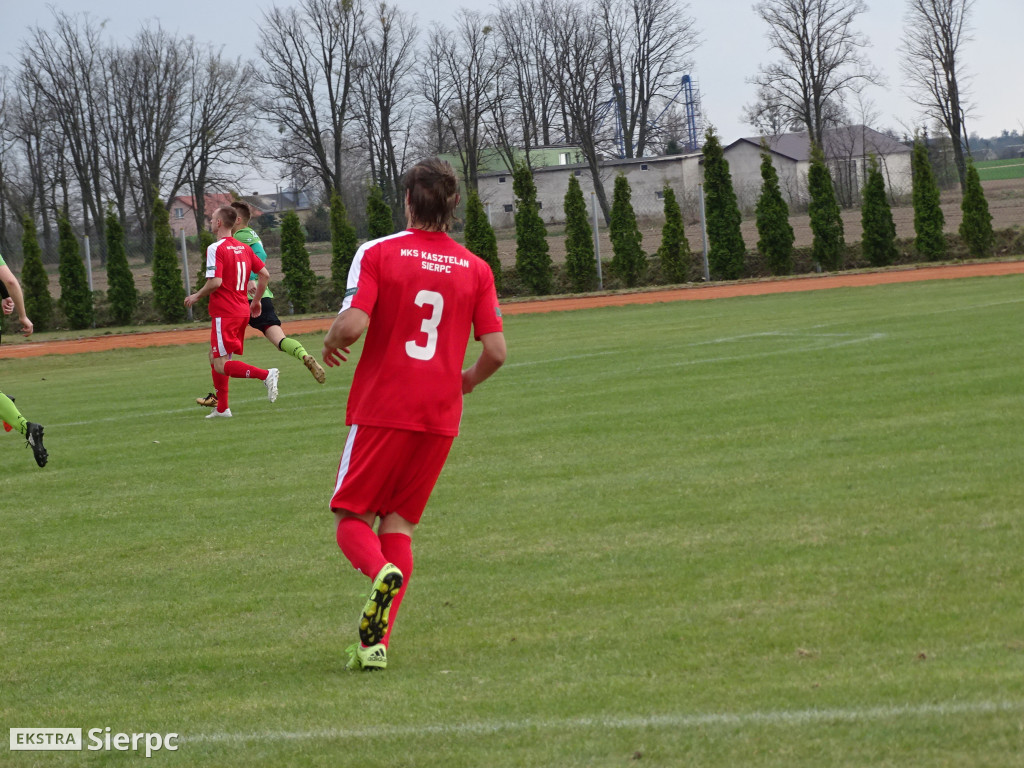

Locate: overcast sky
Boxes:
[1,0,1021,191]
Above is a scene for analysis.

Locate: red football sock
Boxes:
[336,517,388,579]
[379,532,413,648]
[212,369,230,412]
[222,360,268,380]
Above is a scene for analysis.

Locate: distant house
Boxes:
[723,125,913,209]
[441,145,586,180]
[240,188,318,224]
[168,193,263,237]
[477,152,704,229]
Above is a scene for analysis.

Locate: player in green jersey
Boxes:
[196,201,325,409]
[0,252,48,467]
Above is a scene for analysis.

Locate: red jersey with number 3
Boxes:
[341,228,503,436]
[205,237,264,318]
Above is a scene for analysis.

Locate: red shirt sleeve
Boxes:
[472,262,503,339]
[213,243,227,281]
[350,245,379,315]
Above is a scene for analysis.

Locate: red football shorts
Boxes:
[210,316,249,358]
[331,424,454,524]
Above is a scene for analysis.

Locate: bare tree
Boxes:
[255,0,366,196]
[100,46,138,229]
[419,28,454,158]
[493,0,565,168]
[428,11,503,191]
[0,71,18,255]
[356,3,419,215]
[11,54,78,261]
[174,47,259,237]
[752,0,877,148]
[542,0,614,222]
[742,84,803,136]
[21,11,110,252]
[118,26,193,251]
[901,0,973,191]
[599,0,700,158]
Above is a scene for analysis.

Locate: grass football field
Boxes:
[2,275,1023,766]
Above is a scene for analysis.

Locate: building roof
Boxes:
[477,151,702,179]
[727,125,911,162]
[171,193,263,219]
[240,189,316,213]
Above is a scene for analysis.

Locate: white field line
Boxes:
[184,698,1023,745]
[49,332,880,427]
[660,332,888,369]
[48,293,1024,428]
[49,384,350,429]
[503,331,882,371]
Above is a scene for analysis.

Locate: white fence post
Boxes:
[591,192,603,290]
[83,234,93,292]
[180,229,193,322]
[697,183,710,282]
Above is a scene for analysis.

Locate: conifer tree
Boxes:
[563,174,597,292]
[807,143,845,271]
[330,190,358,297]
[658,185,690,284]
[609,174,645,287]
[19,214,52,331]
[280,210,316,313]
[911,138,946,260]
[464,190,502,292]
[58,216,94,329]
[512,163,552,295]
[105,206,137,324]
[755,150,794,275]
[366,185,394,240]
[959,159,994,258]
[701,127,746,280]
[860,156,897,267]
[150,197,186,323]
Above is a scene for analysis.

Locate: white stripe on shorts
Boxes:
[333,425,358,499]
[214,317,227,357]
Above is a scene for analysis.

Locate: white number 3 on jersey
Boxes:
[405,290,444,361]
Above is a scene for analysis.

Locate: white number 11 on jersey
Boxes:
[405,290,444,361]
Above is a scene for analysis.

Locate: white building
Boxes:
[723,125,913,210]
[476,153,704,229]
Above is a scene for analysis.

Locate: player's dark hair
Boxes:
[404,158,460,231]
[230,201,252,224]
[214,206,238,230]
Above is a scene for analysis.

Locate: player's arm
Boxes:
[246,238,270,298]
[462,332,506,394]
[251,267,270,317]
[249,239,269,262]
[184,275,222,307]
[0,263,33,335]
[322,308,367,367]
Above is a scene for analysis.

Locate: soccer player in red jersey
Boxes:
[184,206,280,419]
[322,158,506,671]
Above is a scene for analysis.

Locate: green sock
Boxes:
[279,337,308,362]
[0,392,28,436]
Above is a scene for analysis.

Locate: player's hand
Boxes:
[184,293,196,308]
[322,345,351,367]
[250,299,262,317]
[462,368,475,394]
[18,315,33,336]
[247,281,257,300]
[1,297,13,315]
